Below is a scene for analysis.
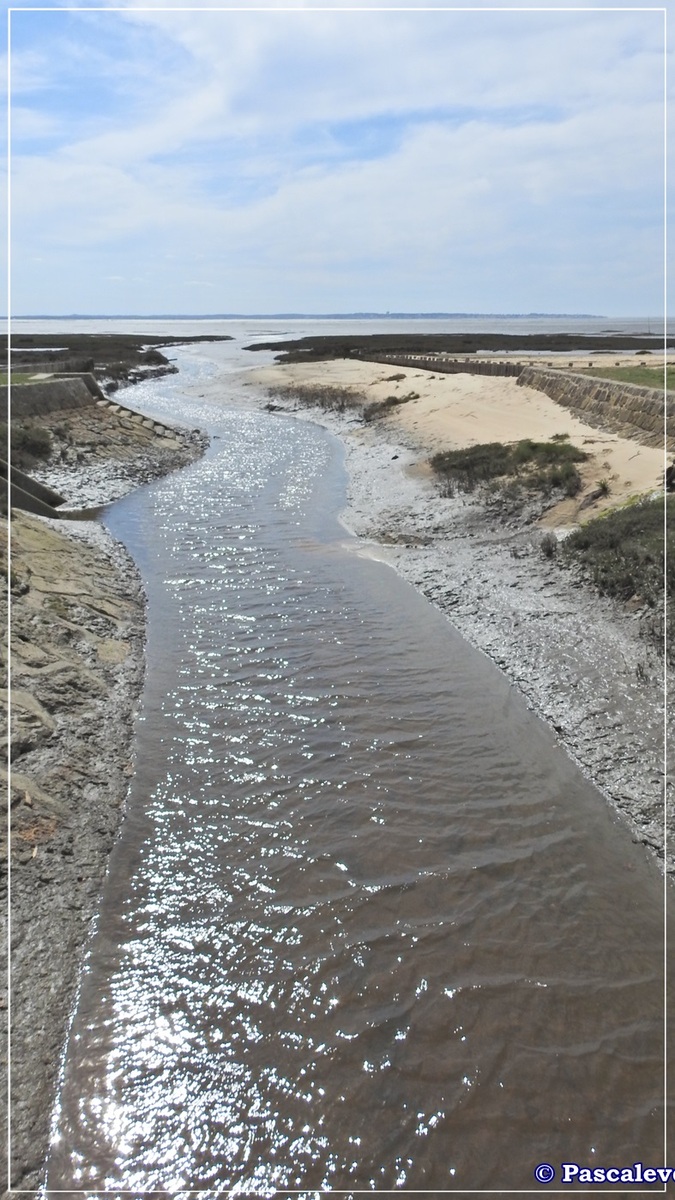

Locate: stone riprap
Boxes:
[4,373,133,421]
[517,366,673,449]
[12,395,207,512]
[346,353,672,451]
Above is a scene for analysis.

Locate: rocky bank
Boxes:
[2,513,145,1191]
[27,396,208,510]
[2,399,208,1191]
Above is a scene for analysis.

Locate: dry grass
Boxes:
[266,383,367,413]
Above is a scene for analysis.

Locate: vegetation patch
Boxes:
[265,382,421,424]
[561,495,672,655]
[363,392,419,423]
[430,438,588,498]
[0,372,38,386]
[245,332,674,364]
[3,421,53,468]
[579,365,675,391]
[266,383,367,413]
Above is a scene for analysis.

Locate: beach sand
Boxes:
[252,357,665,526]
[247,357,671,874]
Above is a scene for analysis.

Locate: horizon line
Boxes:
[7,310,613,320]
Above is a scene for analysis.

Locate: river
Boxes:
[43,332,671,1194]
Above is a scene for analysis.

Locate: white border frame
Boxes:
[5,3,670,1195]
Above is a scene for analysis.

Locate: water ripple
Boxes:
[47,392,670,1192]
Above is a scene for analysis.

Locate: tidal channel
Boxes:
[47,359,671,1194]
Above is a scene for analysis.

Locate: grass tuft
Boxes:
[363,392,419,423]
[540,531,559,558]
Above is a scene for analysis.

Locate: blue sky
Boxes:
[4,0,669,316]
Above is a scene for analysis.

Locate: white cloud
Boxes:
[10,106,61,141]
[7,3,669,314]
[114,6,664,124]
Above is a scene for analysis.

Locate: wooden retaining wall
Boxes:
[352,351,523,377]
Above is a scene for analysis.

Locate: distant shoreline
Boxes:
[11,311,606,320]
[246,330,673,362]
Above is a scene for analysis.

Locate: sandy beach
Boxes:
[247,357,671,874]
[253,357,664,522]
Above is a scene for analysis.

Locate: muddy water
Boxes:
[47,390,670,1194]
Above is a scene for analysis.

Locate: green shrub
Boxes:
[540,531,559,558]
[10,421,52,467]
[562,496,673,655]
[430,438,587,496]
[554,462,583,496]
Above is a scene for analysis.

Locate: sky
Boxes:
[3,0,670,316]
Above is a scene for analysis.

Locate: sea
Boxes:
[11,312,675,346]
